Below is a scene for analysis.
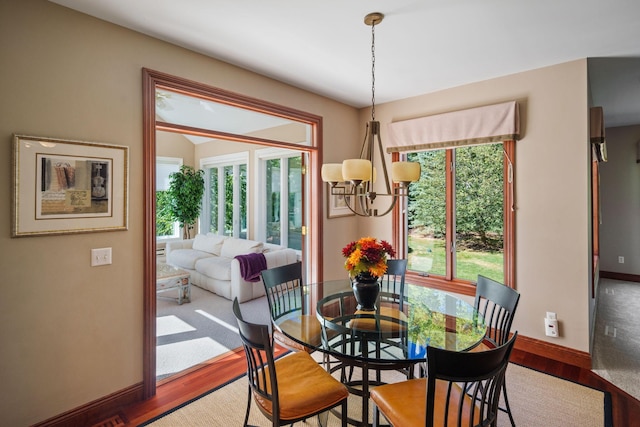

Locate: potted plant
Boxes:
[167,165,205,239]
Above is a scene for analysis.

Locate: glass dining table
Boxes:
[272,279,487,427]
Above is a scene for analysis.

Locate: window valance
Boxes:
[386,101,520,153]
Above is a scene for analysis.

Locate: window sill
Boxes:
[405,272,476,297]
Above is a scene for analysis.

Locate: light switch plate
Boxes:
[91,247,112,266]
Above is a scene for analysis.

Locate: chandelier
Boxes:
[321,12,420,217]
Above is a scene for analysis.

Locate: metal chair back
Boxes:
[474,275,520,347]
[261,261,304,323]
[425,333,517,427]
[379,258,407,311]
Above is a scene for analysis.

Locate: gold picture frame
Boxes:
[12,134,129,237]
[327,184,355,218]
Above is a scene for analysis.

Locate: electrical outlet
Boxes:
[545,317,558,337]
[618,256,624,264]
[91,247,112,266]
[545,312,558,337]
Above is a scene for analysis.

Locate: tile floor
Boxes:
[591,278,640,400]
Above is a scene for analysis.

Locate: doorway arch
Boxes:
[142,69,323,397]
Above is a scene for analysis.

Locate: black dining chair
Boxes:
[471,274,521,427]
[233,298,349,427]
[261,261,323,353]
[371,332,518,427]
[378,258,408,314]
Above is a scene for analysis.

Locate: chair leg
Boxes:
[467,376,515,426]
[502,381,516,427]
[372,404,380,427]
[347,338,356,381]
[317,411,329,427]
[243,383,252,427]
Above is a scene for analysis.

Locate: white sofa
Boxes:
[165,233,297,303]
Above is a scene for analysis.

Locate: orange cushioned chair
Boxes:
[371,332,517,427]
[233,297,349,427]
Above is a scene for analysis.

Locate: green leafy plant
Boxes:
[155,190,176,237]
[167,165,205,239]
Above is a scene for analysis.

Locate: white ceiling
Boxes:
[50,0,640,127]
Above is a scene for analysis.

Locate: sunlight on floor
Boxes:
[156,337,232,376]
[157,315,196,337]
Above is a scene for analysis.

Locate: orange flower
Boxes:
[342,237,395,278]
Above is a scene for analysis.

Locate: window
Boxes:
[402,141,514,293]
[201,153,248,238]
[256,148,304,251]
[156,157,182,239]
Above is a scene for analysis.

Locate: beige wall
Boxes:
[157,131,195,167]
[599,124,640,273]
[0,1,358,425]
[361,59,591,352]
[1,1,594,425]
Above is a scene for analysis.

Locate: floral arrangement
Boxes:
[342,237,396,278]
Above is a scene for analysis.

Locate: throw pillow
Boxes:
[192,233,228,255]
[220,238,264,258]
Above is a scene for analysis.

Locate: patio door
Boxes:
[257,148,305,252]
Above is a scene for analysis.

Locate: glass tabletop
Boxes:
[273,279,487,364]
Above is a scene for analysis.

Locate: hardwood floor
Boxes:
[119,348,248,426]
[116,346,640,426]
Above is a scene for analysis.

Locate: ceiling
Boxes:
[50,0,640,127]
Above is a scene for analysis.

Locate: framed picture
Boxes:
[327,184,355,218]
[12,134,129,237]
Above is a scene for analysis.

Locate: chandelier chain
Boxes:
[321,12,420,217]
[370,20,376,121]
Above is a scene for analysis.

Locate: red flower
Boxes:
[342,241,357,258]
[341,237,395,278]
[380,240,396,258]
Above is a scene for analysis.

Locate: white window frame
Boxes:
[254,147,303,252]
[200,152,249,238]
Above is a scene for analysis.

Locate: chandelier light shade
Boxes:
[322,12,420,217]
[321,163,344,182]
[392,161,421,183]
[342,159,372,183]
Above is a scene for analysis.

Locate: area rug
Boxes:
[142,361,611,426]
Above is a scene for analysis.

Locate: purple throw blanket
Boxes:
[235,252,267,282]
